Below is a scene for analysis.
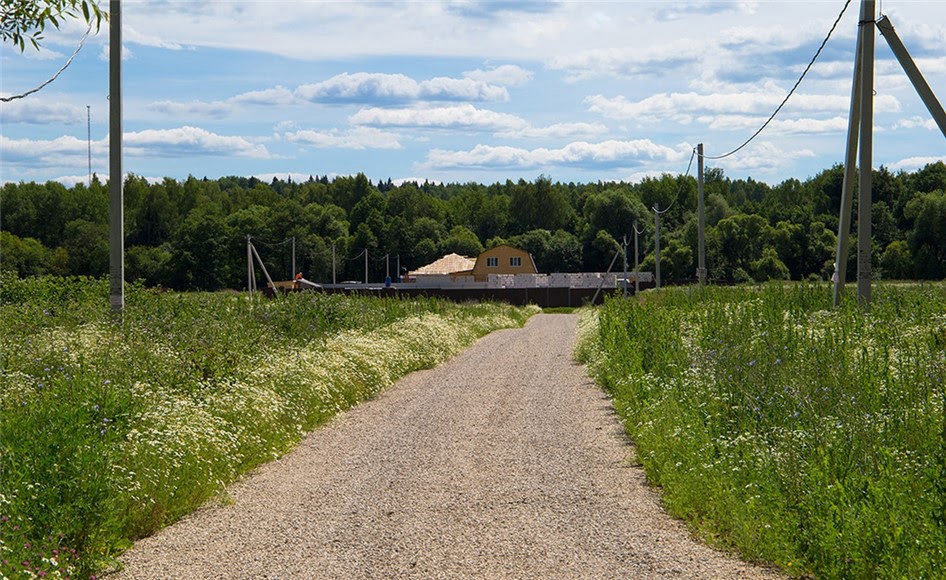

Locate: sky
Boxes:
[2,0,945,188]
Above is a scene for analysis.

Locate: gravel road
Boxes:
[115,313,779,579]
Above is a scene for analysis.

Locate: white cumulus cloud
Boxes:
[124,126,271,158]
[296,72,508,104]
[285,127,402,150]
[350,104,526,132]
[463,64,534,86]
[424,139,682,170]
[0,98,86,125]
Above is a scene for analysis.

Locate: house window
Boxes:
[487,257,498,267]
[510,256,522,267]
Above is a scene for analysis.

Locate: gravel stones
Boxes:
[116,314,778,579]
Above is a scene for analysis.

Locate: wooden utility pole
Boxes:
[108,0,124,312]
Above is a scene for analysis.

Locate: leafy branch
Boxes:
[0,0,106,52]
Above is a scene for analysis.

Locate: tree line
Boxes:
[2,162,946,290]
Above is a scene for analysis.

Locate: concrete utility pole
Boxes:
[834,3,946,307]
[247,235,254,295]
[857,0,875,307]
[696,143,707,284]
[833,8,864,307]
[622,235,629,298]
[876,16,946,138]
[834,0,874,308]
[653,207,662,289]
[652,202,674,289]
[108,0,124,312]
[633,220,644,294]
[87,105,91,187]
[249,240,275,292]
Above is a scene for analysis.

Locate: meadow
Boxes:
[0,273,534,578]
[577,283,946,578]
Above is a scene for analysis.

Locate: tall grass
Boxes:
[578,283,946,578]
[0,273,535,578]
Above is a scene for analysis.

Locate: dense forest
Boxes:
[2,161,946,290]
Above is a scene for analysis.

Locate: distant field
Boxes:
[0,273,534,578]
[578,282,946,579]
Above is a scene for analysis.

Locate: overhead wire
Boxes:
[655,147,696,212]
[249,236,293,247]
[699,0,854,160]
[1,22,93,102]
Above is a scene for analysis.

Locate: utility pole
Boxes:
[833,7,864,307]
[633,220,644,294]
[653,207,661,289]
[108,0,124,312]
[696,143,707,284]
[291,236,296,278]
[622,235,629,298]
[857,0,875,307]
[247,235,253,295]
[332,243,337,285]
[249,239,275,292]
[876,16,946,137]
[364,249,368,284]
[834,0,875,308]
[651,202,674,289]
[87,105,91,187]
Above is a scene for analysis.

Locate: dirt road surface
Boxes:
[116,313,778,579]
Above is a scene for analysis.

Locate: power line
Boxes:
[700,0,854,160]
[654,147,696,212]
[1,23,93,102]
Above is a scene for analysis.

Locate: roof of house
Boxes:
[409,253,476,275]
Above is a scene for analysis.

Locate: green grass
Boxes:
[0,273,535,578]
[577,283,946,579]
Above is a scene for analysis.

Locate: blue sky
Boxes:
[2,0,945,187]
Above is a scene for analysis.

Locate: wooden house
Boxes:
[462,245,538,282]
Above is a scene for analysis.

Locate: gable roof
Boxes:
[409,253,476,275]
